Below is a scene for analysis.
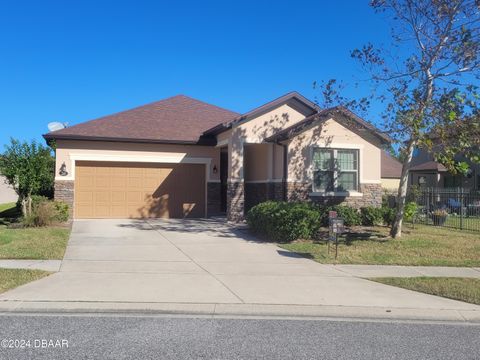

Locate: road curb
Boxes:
[0,301,479,323]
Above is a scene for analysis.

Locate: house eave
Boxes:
[42,134,217,146]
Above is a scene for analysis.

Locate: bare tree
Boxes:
[318,0,480,238]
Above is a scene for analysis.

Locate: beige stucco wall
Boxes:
[228,104,310,180]
[272,144,284,180]
[244,144,273,182]
[286,118,382,184]
[381,178,400,191]
[55,140,220,182]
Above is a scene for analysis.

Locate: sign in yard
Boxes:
[328,215,344,260]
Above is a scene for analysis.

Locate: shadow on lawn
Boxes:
[0,205,21,227]
[276,249,315,260]
[315,227,390,245]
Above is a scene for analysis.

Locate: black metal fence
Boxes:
[412,188,480,232]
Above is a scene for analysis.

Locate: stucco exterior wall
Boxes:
[0,175,18,203]
[54,140,221,182]
[228,104,309,180]
[244,144,270,182]
[381,178,400,191]
[286,118,382,184]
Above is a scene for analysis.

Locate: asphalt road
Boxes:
[0,314,478,360]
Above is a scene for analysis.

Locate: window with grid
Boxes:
[313,148,359,192]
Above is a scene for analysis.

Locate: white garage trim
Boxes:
[57,153,212,181]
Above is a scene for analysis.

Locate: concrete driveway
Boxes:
[1,219,479,314]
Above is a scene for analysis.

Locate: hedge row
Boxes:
[246,201,395,242]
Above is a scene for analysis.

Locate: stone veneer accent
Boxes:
[227,182,244,222]
[54,180,74,217]
[207,182,222,217]
[286,182,383,208]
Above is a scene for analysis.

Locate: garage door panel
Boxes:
[111,191,126,202]
[112,167,128,176]
[74,161,205,219]
[111,205,128,217]
[126,177,142,188]
[76,191,93,203]
[111,177,127,188]
[94,206,110,217]
[77,176,94,188]
[94,192,110,203]
[95,176,111,188]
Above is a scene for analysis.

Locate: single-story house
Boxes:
[380,152,402,192]
[0,175,18,204]
[409,148,480,190]
[44,92,390,221]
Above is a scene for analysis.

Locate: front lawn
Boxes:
[0,227,70,259]
[0,202,70,259]
[280,224,480,266]
[371,277,480,305]
[0,268,51,294]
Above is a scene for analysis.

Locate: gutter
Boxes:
[42,134,217,146]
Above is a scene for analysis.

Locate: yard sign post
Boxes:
[328,211,344,260]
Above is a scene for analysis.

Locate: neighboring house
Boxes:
[0,175,18,204]
[43,92,390,221]
[380,152,402,192]
[409,147,480,190]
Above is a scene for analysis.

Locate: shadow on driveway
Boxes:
[117,218,262,242]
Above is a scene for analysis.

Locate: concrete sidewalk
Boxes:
[1,260,478,278]
[0,260,61,272]
[0,259,480,279]
[328,265,480,278]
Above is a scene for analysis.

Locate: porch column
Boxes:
[226,136,245,222]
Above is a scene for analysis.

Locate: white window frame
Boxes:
[312,148,359,194]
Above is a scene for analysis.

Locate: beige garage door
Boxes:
[74,161,206,219]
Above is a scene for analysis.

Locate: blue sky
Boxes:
[0,0,392,147]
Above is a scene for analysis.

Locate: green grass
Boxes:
[443,216,480,230]
[0,202,70,260]
[0,227,70,259]
[280,224,480,266]
[0,202,16,214]
[371,277,480,305]
[0,268,51,294]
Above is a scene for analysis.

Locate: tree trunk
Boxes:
[27,195,32,215]
[21,196,27,217]
[390,140,416,238]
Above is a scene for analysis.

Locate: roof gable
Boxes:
[264,106,391,146]
[203,91,318,136]
[44,95,239,144]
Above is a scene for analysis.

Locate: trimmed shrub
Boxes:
[247,201,321,242]
[360,206,384,226]
[403,201,418,222]
[31,195,49,208]
[52,201,69,222]
[382,206,396,226]
[22,199,69,227]
[319,205,362,227]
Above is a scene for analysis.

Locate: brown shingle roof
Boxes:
[44,95,239,144]
[409,161,448,172]
[381,152,403,178]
